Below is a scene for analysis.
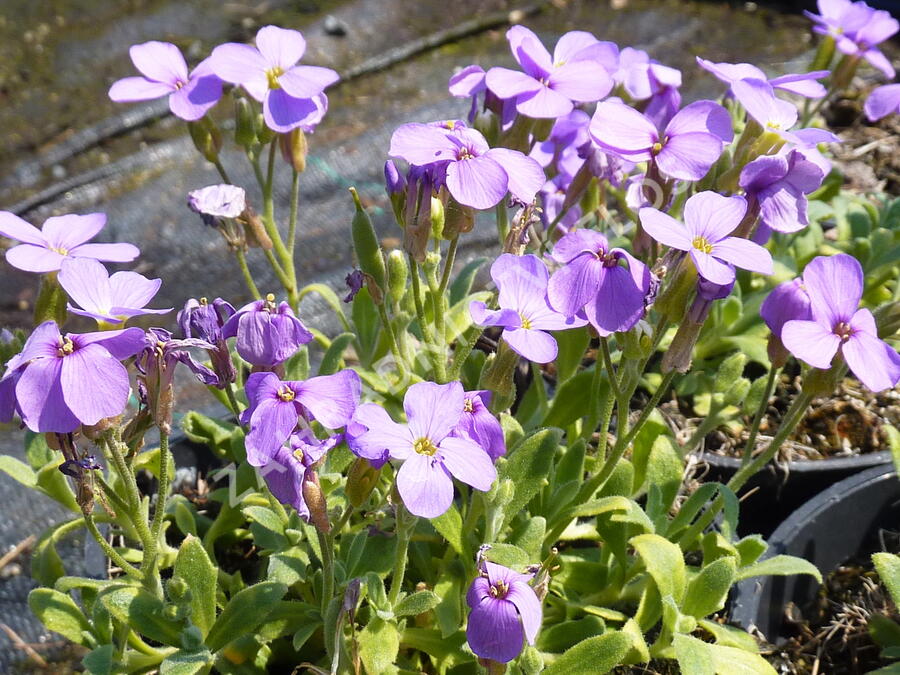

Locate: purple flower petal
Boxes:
[347,403,412,463]
[294,370,361,429]
[389,123,459,166]
[484,67,541,99]
[58,258,112,314]
[711,237,773,275]
[548,60,613,102]
[483,148,545,204]
[208,43,269,100]
[684,192,747,241]
[68,242,140,264]
[397,453,455,518]
[591,264,648,333]
[278,65,339,99]
[246,398,300,467]
[439,436,496,491]
[547,254,603,317]
[782,319,841,369]
[15,321,60,363]
[446,155,509,209]
[449,65,486,97]
[466,597,525,663]
[803,253,862,326]
[771,74,827,99]
[469,302,521,328]
[655,131,725,181]
[129,41,187,86]
[732,78,797,131]
[638,208,692,250]
[865,83,900,122]
[864,48,896,79]
[255,25,306,69]
[690,250,735,285]
[109,76,174,102]
[77,327,146,360]
[169,73,222,121]
[512,29,553,75]
[42,213,107,251]
[552,31,599,63]
[0,212,45,245]
[467,576,491,608]
[506,583,542,644]
[665,100,733,143]
[262,446,307,517]
[16,357,80,432]
[549,229,608,264]
[5,245,64,273]
[60,344,130,426]
[263,88,320,133]
[514,85,574,119]
[502,327,557,363]
[761,279,811,337]
[590,101,656,159]
[843,318,900,392]
[405,381,463,443]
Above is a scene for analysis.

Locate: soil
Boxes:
[762,530,900,675]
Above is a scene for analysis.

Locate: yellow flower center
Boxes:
[264,292,277,312]
[488,580,509,599]
[651,141,664,155]
[691,236,713,254]
[57,336,74,357]
[277,386,296,402]
[293,448,305,463]
[413,437,438,456]
[463,398,474,413]
[266,67,285,90]
[519,314,532,330]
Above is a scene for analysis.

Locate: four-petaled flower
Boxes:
[222,294,313,366]
[452,390,506,461]
[739,150,825,234]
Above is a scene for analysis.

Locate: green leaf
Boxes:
[0,454,36,487]
[869,614,900,649]
[874,552,900,606]
[449,257,488,306]
[675,634,777,674]
[537,616,605,653]
[205,582,287,652]
[887,426,900,480]
[159,649,213,675]
[542,630,632,675]
[431,505,464,555]
[500,412,525,448]
[352,286,380,366]
[173,536,217,638]
[358,617,400,675]
[400,627,466,662]
[99,584,183,646]
[734,535,767,567]
[28,588,91,645]
[698,619,759,652]
[552,326,590,384]
[35,461,80,512]
[673,633,715,675]
[736,554,822,583]
[682,557,737,618]
[509,516,546,560]
[24,431,56,471]
[82,644,115,675]
[433,577,462,639]
[498,428,562,528]
[32,519,81,587]
[298,282,351,332]
[642,435,683,515]
[394,590,441,617]
[181,411,240,451]
[173,498,198,537]
[243,505,287,551]
[542,369,595,428]
[630,534,686,603]
[482,543,531,569]
[268,548,310,586]
[293,621,320,651]
[319,332,355,375]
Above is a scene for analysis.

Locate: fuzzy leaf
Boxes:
[736,554,822,583]
[499,428,563,527]
[205,582,287,652]
[542,630,632,675]
[394,590,441,617]
[173,536,217,638]
[630,534,686,603]
[28,588,92,646]
[359,617,400,674]
[682,557,736,618]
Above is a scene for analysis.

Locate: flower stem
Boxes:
[150,431,170,543]
[233,248,261,299]
[438,236,459,295]
[317,528,335,616]
[388,504,415,607]
[83,513,143,580]
[287,169,300,259]
[741,367,779,467]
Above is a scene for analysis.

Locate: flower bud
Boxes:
[654,256,697,321]
[234,96,257,148]
[181,625,204,652]
[167,577,189,601]
[349,187,387,292]
[302,473,330,533]
[238,207,273,250]
[661,318,703,374]
[387,250,409,305]
[430,195,446,239]
[346,458,381,508]
[256,114,276,145]
[188,117,222,163]
[279,128,308,173]
[480,342,520,413]
[443,197,474,239]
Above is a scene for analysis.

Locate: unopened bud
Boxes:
[234,96,257,148]
[661,319,703,374]
[181,625,204,651]
[430,196,446,239]
[346,458,381,508]
[387,250,409,305]
[302,474,330,533]
[238,207,273,250]
[279,128,308,173]
[350,187,387,291]
[519,646,544,675]
[480,342,520,413]
[167,577,189,601]
[256,114,276,145]
[188,117,222,163]
[442,197,474,239]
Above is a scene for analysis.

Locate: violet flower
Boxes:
[547,229,650,334]
[5,321,144,432]
[347,381,496,518]
[466,561,542,663]
[865,83,900,121]
[732,79,840,148]
[108,42,222,121]
[241,370,361,466]
[739,150,825,234]
[529,110,591,174]
[187,184,247,227]
[485,26,615,118]
[470,254,587,364]
[452,390,506,461]
[639,191,773,285]
[696,57,829,99]
[590,99,733,181]
[389,123,544,209]
[613,47,680,101]
[448,64,516,127]
[221,294,313,367]
[761,279,812,338]
[178,297,237,388]
[58,258,171,326]
[209,25,339,132]
[539,175,582,233]
[806,0,898,77]
[0,212,139,274]
[782,254,900,391]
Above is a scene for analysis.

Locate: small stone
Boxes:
[324,15,347,37]
[51,164,66,180]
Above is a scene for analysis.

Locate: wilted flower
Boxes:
[209,25,338,132]
[470,254,586,364]
[466,561,542,663]
[58,258,171,326]
[347,381,496,518]
[108,42,222,120]
[222,294,313,366]
[187,184,247,226]
[452,390,505,461]
[782,254,900,391]
[177,297,237,387]
[639,192,773,285]
[0,212,139,273]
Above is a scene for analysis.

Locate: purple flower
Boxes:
[466,561,542,663]
[529,110,590,177]
[209,25,339,133]
[108,42,222,121]
[0,212,139,273]
[452,390,505,461]
[806,0,898,77]
[639,192,773,285]
[4,321,144,432]
[57,258,171,326]
[470,254,586,364]
[760,279,812,338]
[347,381,496,518]
[539,175,581,233]
[448,64,517,127]
[221,294,313,366]
[865,83,900,121]
[547,229,650,334]
[241,370,360,466]
[261,430,342,521]
[782,254,900,391]
[178,297,237,388]
[389,123,544,209]
[485,26,615,118]
[187,184,247,227]
[739,150,825,234]
[696,57,829,99]
[590,99,733,181]
[612,47,680,101]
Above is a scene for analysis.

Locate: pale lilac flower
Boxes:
[187,184,247,227]
[732,80,840,148]
[547,229,650,335]
[466,561,542,663]
[865,83,900,121]
[539,175,581,232]
[241,370,360,466]
[739,150,825,234]
[347,381,496,518]
[470,254,587,363]
[109,42,222,121]
[782,254,900,391]
[590,99,733,181]
[0,212,139,273]
[639,192,773,285]
[760,278,812,338]
[389,123,544,209]
[529,110,591,173]
[6,321,144,432]
[485,26,615,118]
[613,47,680,101]
[262,430,342,521]
[178,297,237,388]
[448,64,516,127]
[806,0,898,77]
[221,295,313,366]
[452,390,505,461]
[58,258,171,326]
[696,57,829,99]
[209,25,339,132]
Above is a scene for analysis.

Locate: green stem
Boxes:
[741,367,779,467]
[84,513,142,580]
[388,505,414,607]
[599,337,621,400]
[495,201,509,247]
[262,248,292,292]
[212,158,231,185]
[225,384,242,418]
[682,405,725,458]
[287,169,300,259]
[408,254,431,340]
[438,236,459,295]
[377,304,408,379]
[448,323,484,382]
[317,528,335,615]
[233,248,261,299]
[150,431,170,542]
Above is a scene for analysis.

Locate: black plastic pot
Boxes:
[701,450,892,537]
[729,464,900,642]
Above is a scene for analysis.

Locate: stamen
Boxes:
[463,399,474,413]
[488,580,509,599]
[266,67,285,90]
[277,386,296,402]
[413,437,438,456]
[833,321,854,342]
[691,236,713,254]
[519,314,532,330]
[57,336,75,357]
